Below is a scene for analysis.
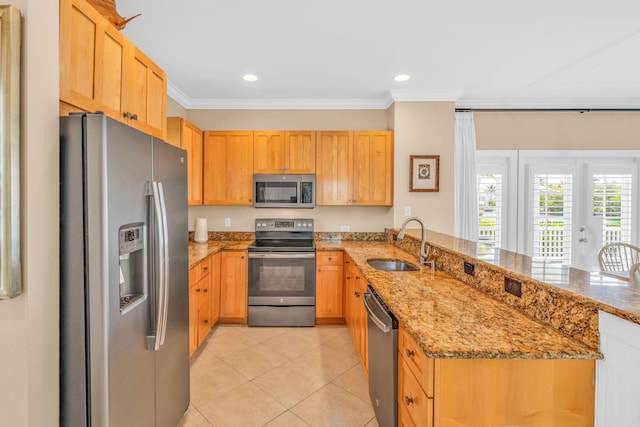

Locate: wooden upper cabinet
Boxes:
[203,131,254,205]
[285,131,316,174]
[316,131,354,205]
[167,117,203,205]
[253,131,316,174]
[60,0,167,139]
[253,131,285,174]
[123,46,167,139]
[353,131,394,205]
[316,130,393,206]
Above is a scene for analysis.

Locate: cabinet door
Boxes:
[188,277,199,357]
[185,121,203,205]
[398,358,434,427]
[253,131,285,174]
[353,131,394,206]
[316,265,343,319]
[316,131,353,205]
[197,305,211,348]
[203,131,254,205]
[210,252,221,324]
[285,131,316,174]
[60,0,126,118]
[220,251,248,321]
[122,45,167,139]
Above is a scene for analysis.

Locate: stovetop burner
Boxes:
[249,218,315,252]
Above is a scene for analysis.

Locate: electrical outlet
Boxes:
[504,277,522,297]
[404,206,412,216]
[340,225,350,232]
[224,218,231,228]
[463,261,475,276]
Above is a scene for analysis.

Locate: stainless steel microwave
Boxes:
[253,174,315,208]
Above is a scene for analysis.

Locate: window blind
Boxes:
[532,173,573,265]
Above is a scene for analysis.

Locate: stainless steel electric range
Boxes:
[247,218,316,327]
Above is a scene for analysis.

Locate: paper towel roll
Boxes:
[194,217,208,243]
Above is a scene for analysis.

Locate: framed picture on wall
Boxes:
[410,155,439,192]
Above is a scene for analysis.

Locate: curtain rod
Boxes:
[455,108,640,113]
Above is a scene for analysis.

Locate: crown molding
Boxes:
[390,89,463,102]
[168,81,640,111]
[455,98,640,110]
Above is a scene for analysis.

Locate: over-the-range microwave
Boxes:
[253,174,315,208]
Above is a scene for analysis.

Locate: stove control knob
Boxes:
[261,223,267,227]
[297,223,302,227]
[305,223,311,227]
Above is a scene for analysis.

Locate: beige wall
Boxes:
[475,111,640,150]
[167,96,188,118]
[391,102,456,234]
[186,108,390,131]
[0,0,60,425]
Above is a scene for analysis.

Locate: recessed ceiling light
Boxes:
[243,74,258,82]
[394,74,411,82]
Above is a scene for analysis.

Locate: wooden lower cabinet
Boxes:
[315,251,344,323]
[189,253,220,356]
[398,325,595,427]
[344,255,368,376]
[219,250,248,322]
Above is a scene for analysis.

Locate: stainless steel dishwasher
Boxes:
[363,285,398,427]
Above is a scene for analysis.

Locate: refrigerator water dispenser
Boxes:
[118,223,146,313]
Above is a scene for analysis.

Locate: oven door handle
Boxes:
[248,253,316,259]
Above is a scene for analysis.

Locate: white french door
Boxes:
[518,152,639,271]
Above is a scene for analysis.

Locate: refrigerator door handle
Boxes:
[147,181,167,351]
[157,182,170,346]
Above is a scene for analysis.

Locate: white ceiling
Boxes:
[117,0,640,110]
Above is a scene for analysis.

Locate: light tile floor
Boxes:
[178,324,379,427]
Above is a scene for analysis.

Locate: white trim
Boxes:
[456,99,640,110]
[390,89,463,102]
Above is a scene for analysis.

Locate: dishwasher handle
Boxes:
[363,292,392,333]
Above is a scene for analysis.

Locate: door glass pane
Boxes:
[593,174,633,244]
[532,173,573,265]
[477,173,502,249]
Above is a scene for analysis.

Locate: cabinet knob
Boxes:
[318,269,321,272]
[131,113,138,121]
[405,349,415,358]
[203,266,209,271]
[203,289,208,293]
[203,319,208,324]
[123,111,132,119]
[355,291,361,297]
[404,396,414,406]
[241,256,245,259]
[328,257,333,261]
[196,288,201,292]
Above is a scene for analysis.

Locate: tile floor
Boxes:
[178,324,379,427]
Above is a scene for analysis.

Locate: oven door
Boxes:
[248,252,316,305]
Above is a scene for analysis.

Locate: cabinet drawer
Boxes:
[317,251,343,266]
[399,326,434,397]
[197,256,213,278]
[398,357,434,427]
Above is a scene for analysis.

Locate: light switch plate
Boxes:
[404,206,412,216]
[340,225,350,232]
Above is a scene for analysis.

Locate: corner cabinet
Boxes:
[398,325,595,427]
[315,251,344,323]
[59,0,167,139]
[219,250,248,322]
[166,117,203,205]
[202,131,254,205]
[316,131,393,206]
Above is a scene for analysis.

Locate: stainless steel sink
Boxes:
[367,259,419,272]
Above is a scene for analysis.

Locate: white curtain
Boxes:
[454,111,479,240]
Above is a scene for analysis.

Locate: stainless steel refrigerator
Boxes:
[60,113,190,426]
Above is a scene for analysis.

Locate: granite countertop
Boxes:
[417,229,640,325]
[317,240,601,360]
[188,240,252,269]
